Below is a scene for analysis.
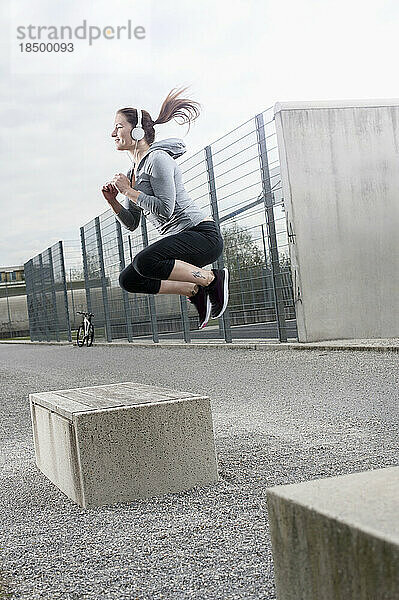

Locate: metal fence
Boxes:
[24,241,71,341]
[24,107,297,343]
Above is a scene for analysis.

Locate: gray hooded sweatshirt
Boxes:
[115,138,209,237]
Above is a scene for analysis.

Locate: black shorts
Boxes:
[119,220,224,294]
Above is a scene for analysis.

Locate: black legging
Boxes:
[119,220,224,294]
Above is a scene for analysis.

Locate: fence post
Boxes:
[69,269,76,332]
[24,260,36,341]
[38,253,50,341]
[58,241,72,343]
[256,113,287,342]
[205,145,233,343]
[27,259,41,341]
[140,219,159,343]
[80,227,92,314]
[95,216,112,342]
[236,256,246,320]
[116,220,133,342]
[261,224,272,320]
[48,246,60,342]
[179,295,191,343]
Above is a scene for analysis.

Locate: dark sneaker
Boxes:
[207,268,229,319]
[187,286,211,329]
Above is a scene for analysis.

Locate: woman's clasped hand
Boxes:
[101,182,119,203]
[111,173,132,195]
[102,171,135,204]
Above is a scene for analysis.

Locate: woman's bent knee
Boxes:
[119,268,130,291]
[132,254,142,276]
[118,263,161,295]
[132,251,156,278]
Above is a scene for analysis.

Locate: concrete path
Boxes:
[1,337,399,353]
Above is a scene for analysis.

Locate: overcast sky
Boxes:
[1,0,398,266]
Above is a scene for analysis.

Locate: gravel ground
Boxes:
[0,344,398,600]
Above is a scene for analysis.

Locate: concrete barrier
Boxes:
[29,382,218,508]
[267,467,399,600]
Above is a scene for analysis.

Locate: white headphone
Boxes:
[131,108,145,141]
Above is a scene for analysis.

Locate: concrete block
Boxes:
[267,467,399,600]
[29,382,218,508]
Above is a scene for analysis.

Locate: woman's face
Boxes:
[111,113,133,151]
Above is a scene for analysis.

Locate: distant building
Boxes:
[0,265,25,284]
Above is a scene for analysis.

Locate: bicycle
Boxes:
[76,311,95,347]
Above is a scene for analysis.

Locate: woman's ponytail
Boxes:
[153,86,201,132]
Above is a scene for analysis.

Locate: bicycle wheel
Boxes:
[77,325,85,347]
[86,324,94,347]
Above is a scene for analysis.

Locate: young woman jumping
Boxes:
[101,86,229,329]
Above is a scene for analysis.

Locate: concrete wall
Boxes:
[275,99,399,342]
